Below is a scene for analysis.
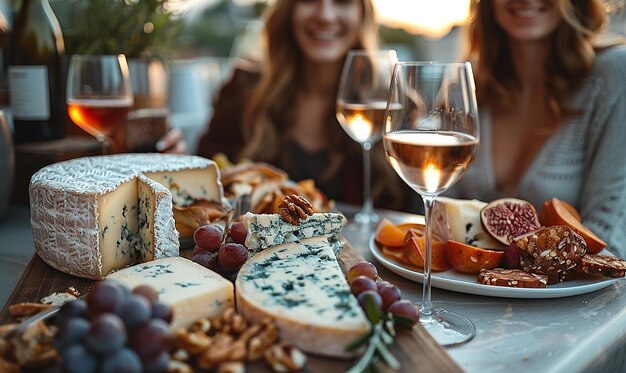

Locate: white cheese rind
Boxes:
[242,212,346,254]
[435,196,505,249]
[30,154,225,279]
[137,175,178,262]
[235,237,369,358]
[108,257,234,331]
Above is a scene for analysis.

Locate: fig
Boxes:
[480,198,541,245]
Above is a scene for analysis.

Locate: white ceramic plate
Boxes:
[369,235,620,299]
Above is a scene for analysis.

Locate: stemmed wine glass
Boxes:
[337,50,398,227]
[67,54,133,153]
[383,62,479,346]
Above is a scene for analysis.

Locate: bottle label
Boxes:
[8,66,50,120]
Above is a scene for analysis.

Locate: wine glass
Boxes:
[383,61,479,346]
[67,54,133,153]
[336,50,398,227]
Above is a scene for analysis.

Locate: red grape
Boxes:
[193,224,224,251]
[101,348,142,373]
[357,290,383,318]
[129,319,171,362]
[347,261,378,283]
[117,295,151,330]
[378,284,402,311]
[85,313,127,356]
[350,276,377,297]
[217,243,249,274]
[132,285,159,304]
[192,250,219,271]
[229,222,248,245]
[376,280,392,292]
[388,300,420,328]
[87,281,126,317]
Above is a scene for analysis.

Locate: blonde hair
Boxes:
[464,0,616,122]
[240,0,378,181]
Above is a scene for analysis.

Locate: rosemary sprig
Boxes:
[346,298,401,373]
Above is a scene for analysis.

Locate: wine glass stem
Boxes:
[361,142,374,216]
[420,195,436,324]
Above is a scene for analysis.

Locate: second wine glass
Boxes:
[336,50,397,227]
[383,61,479,346]
[66,54,134,153]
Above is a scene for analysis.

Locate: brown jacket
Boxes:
[196,65,414,211]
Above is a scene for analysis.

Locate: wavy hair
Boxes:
[239,0,378,181]
[464,0,617,123]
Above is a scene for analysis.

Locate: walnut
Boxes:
[175,330,212,355]
[264,343,307,372]
[278,195,313,225]
[8,303,53,317]
[168,360,194,373]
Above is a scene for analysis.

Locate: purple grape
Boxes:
[101,348,142,373]
[193,224,224,251]
[60,344,97,373]
[54,317,90,350]
[192,250,219,271]
[151,302,173,324]
[57,299,87,326]
[143,351,170,373]
[357,290,383,322]
[85,313,127,356]
[229,222,248,245]
[378,284,402,311]
[129,319,171,362]
[217,243,249,274]
[87,281,126,317]
[349,276,377,297]
[117,295,151,330]
[132,285,159,304]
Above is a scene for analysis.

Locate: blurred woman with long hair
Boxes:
[196,0,410,210]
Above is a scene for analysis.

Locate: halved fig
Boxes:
[480,198,541,245]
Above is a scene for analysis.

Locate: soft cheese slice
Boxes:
[137,175,178,262]
[242,212,346,254]
[434,196,504,249]
[236,237,369,358]
[30,154,225,279]
[108,257,234,331]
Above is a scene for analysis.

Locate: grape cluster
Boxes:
[191,223,249,278]
[53,281,174,373]
[347,261,420,328]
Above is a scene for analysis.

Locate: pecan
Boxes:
[265,343,307,372]
[278,195,313,225]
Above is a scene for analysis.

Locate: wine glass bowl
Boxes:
[336,50,398,226]
[383,61,479,346]
[66,55,133,152]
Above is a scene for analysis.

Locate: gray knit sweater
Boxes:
[448,46,626,257]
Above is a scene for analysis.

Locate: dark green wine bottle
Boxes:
[8,0,65,143]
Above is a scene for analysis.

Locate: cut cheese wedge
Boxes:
[434,196,505,249]
[235,236,369,358]
[30,154,225,279]
[242,212,345,254]
[108,257,234,331]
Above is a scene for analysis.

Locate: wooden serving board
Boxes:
[0,243,461,373]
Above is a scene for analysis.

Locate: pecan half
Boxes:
[278,195,314,225]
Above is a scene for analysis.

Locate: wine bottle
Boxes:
[8,0,65,143]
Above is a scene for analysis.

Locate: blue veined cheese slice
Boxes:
[29,154,225,280]
[235,236,369,358]
[108,257,234,331]
[434,196,505,249]
[137,175,178,262]
[242,212,346,254]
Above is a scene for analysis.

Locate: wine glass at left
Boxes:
[66,54,133,153]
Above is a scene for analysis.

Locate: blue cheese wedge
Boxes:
[108,257,234,331]
[434,196,504,249]
[242,212,346,254]
[235,236,369,358]
[29,154,225,280]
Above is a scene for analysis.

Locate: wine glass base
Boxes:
[419,309,475,347]
[353,210,379,227]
